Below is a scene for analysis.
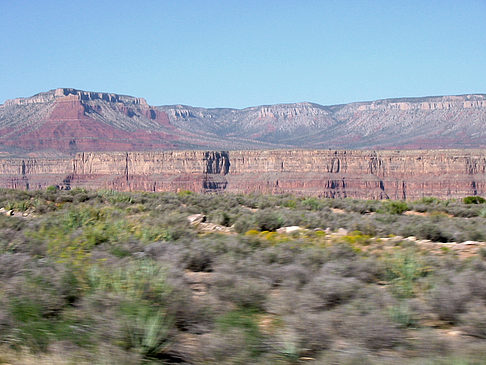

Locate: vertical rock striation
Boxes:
[0,149,485,199]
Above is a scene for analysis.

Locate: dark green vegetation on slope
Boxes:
[1,188,486,364]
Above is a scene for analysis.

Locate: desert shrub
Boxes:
[411,203,429,213]
[217,309,266,355]
[380,200,409,215]
[256,243,301,266]
[88,260,171,302]
[0,253,32,279]
[462,269,486,301]
[281,197,297,208]
[233,213,256,233]
[4,265,73,318]
[420,197,442,205]
[278,208,311,227]
[295,246,329,272]
[348,256,385,283]
[86,260,175,358]
[333,305,404,350]
[283,311,332,356]
[5,189,486,362]
[161,267,216,334]
[300,273,359,310]
[211,273,270,310]
[301,197,324,210]
[199,309,267,363]
[254,210,283,232]
[8,298,62,351]
[349,218,378,236]
[465,228,486,242]
[0,214,27,231]
[273,263,312,289]
[372,212,400,226]
[117,300,172,357]
[416,222,453,242]
[199,328,258,363]
[7,291,91,352]
[445,205,480,218]
[388,300,419,328]
[384,249,430,298]
[46,185,58,193]
[478,208,486,218]
[345,200,380,214]
[357,311,404,350]
[406,328,453,360]
[325,242,358,261]
[55,193,74,203]
[179,242,216,272]
[429,270,471,323]
[463,196,486,204]
[207,209,233,226]
[460,301,486,339]
[341,230,373,246]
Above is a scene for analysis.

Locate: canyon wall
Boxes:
[0,150,485,200]
[3,89,486,153]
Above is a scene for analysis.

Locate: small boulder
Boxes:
[462,241,480,245]
[187,214,205,225]
[276,226,304,234]
[335,228,348,236]
[198,222,233,233]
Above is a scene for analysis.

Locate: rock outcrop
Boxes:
[4,88,148,107]
[0,150,485,200]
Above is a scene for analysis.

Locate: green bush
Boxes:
[118,300,172,357]
[87,261,174,358]
[302,197,323,211]
[8,297,91,351]
[381,200,409,215]
[46,185,58,193]
[384,250,430,298]
[463,196,486,204]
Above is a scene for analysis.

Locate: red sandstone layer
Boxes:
[0,150,485,200]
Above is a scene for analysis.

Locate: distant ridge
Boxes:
[1,88,485,155]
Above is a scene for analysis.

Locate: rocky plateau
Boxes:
[1,88,486,199]
[1,88,486,154]
[0,150,485,200]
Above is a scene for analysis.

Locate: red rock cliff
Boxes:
[0,150,485,200]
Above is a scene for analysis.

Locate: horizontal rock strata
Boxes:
[2,89,486,153]
[0,150,485,200]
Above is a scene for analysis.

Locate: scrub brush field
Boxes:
[1,188,486,364]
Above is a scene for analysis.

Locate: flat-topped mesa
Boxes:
[3,88,148,107]
[252,102,329,119]
[351,94,486,112]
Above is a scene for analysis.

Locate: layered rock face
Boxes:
[0,150,485,200]
[0,88,186,153]
[1,89,486,153]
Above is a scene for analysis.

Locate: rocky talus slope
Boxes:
[1,88,485,153]
[0,150,485,199]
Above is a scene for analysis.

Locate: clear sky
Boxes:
[1,0,485,108]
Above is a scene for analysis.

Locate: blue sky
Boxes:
[1,0,485,108]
